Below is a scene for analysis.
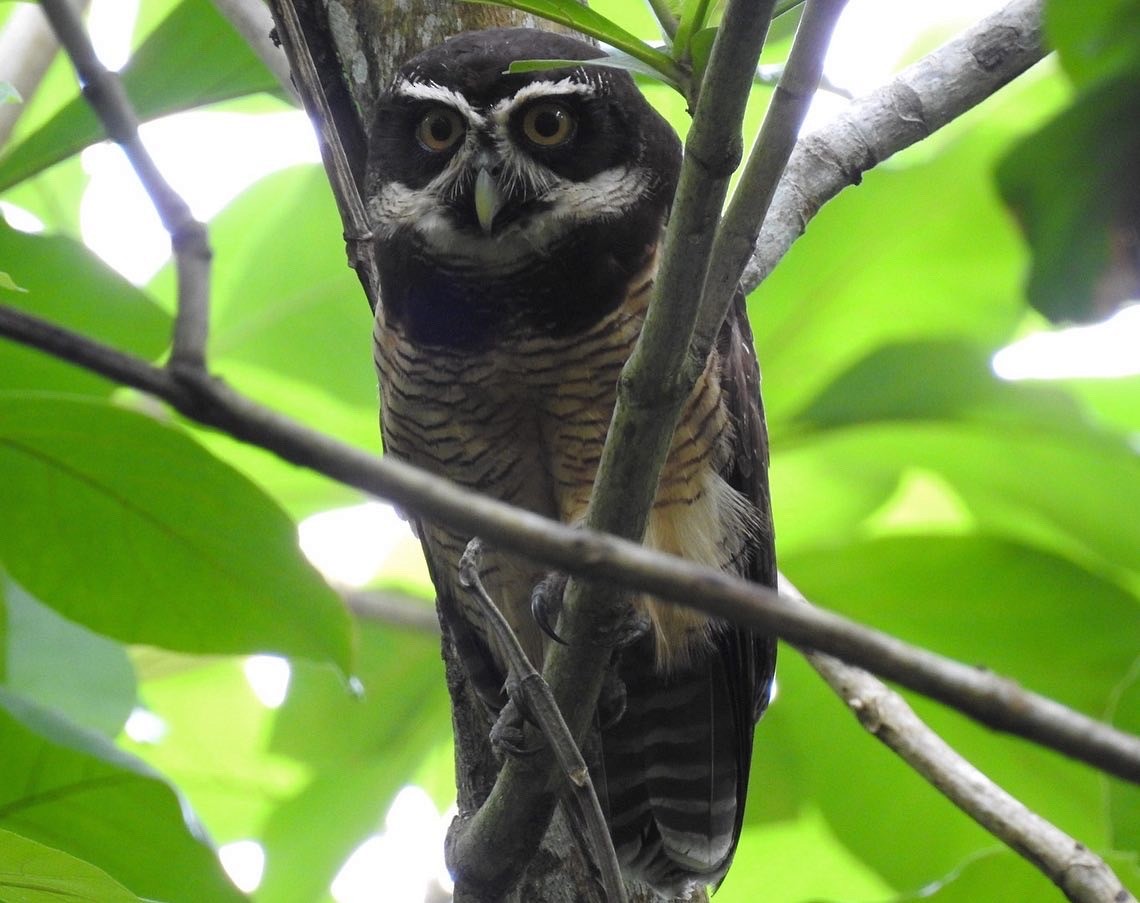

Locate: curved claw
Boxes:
[531,577,569,646]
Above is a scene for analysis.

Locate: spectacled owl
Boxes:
[366,27,776,899]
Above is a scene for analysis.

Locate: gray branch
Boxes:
[38,0,213,371]
[780,577,1135,903]
[745,0,1047,292]
[2,303,1137,789]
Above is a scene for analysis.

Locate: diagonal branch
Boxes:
[744,0,1047,292]
[780,576,1136,903]
[38,0,213,371]
[3,302,1137,790]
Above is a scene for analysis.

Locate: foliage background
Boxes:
[0,0,1137,901]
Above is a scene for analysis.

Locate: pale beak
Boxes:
[474,168,502,235]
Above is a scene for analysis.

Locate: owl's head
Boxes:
[366,28,682,347]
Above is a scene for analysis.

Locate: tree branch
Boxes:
[38,0,213,371]
[458,540,625,903]
[208,0,298,102]
[354,581,1138,903]
[744,0,1048,292]
[268,0,380,310]
[2,303,1137,790]
[446,2,786,892]
[779,577,1136,903]
[693,0,846,358]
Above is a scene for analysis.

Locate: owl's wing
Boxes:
[714,284,779,860]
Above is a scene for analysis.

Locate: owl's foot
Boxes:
[489,694,543,759]
[532,573,652,651]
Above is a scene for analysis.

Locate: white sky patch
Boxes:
[331,786,452,903]
[87,0,139,72]
[123,707,168,744]
[298,502,415,588]
[219,840,266,894]
[803,0,1012,131]
[0,201,45,233]
[993,304,1140,380]
[243,655,291,709]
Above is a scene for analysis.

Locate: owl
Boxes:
[366,27,776,898]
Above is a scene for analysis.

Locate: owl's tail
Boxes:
[593,634,756,897]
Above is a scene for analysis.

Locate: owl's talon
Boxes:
[531,573,569,645]
[490,697,544,759]
[597,669,628,730]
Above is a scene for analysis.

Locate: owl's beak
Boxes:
[473,168,502,235]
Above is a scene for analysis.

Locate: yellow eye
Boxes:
[416,108,464,152]
[521,102,575,147]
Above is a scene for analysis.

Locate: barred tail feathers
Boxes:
[598,638,749,895]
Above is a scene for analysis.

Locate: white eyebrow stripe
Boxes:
[393,78,487,126]
[490,76,595,123]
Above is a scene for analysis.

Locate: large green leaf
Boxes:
[148,165,378,516]
[0,690,245,903]
[1046,0,1140,88]
[121,656,307,845]
[2,577,136,738]
[256,622,451,902]
[0,221,170,396]
[0,394,353,671]
[0,828,144,903]
[997,76,1140,323]
[754,124,1025,429]
[0,0,282,191]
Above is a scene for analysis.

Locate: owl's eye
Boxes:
[416,108,465,152]
[521,102,575,148]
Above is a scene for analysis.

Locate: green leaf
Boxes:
[1046,0,1140,88]
[0,394,353,672]
[672,0,712,64]
[122,656,307,845]
[257,622,451,901]
[0,828,144,903]
[997,74,1140,323]
[0,690,246,903]
[1107,668,1140,852]
[466,0,687,90]
[0,221,170,397]
[753,81,1065,432]
[508,51,677,84]
[2,577,136,738]
[148,165,377,516]
[719,806,895,902]
[0,0,282,191]
[0,81,21,106]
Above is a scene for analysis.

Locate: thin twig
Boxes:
[3,304,1136,788]
[38,0,213,371]
[692,0,848,360]
[345,588,440,633]
[780,577,1135,903]
[268,0,380,310]
[744,0,1047,292]
[458,540,625,903]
